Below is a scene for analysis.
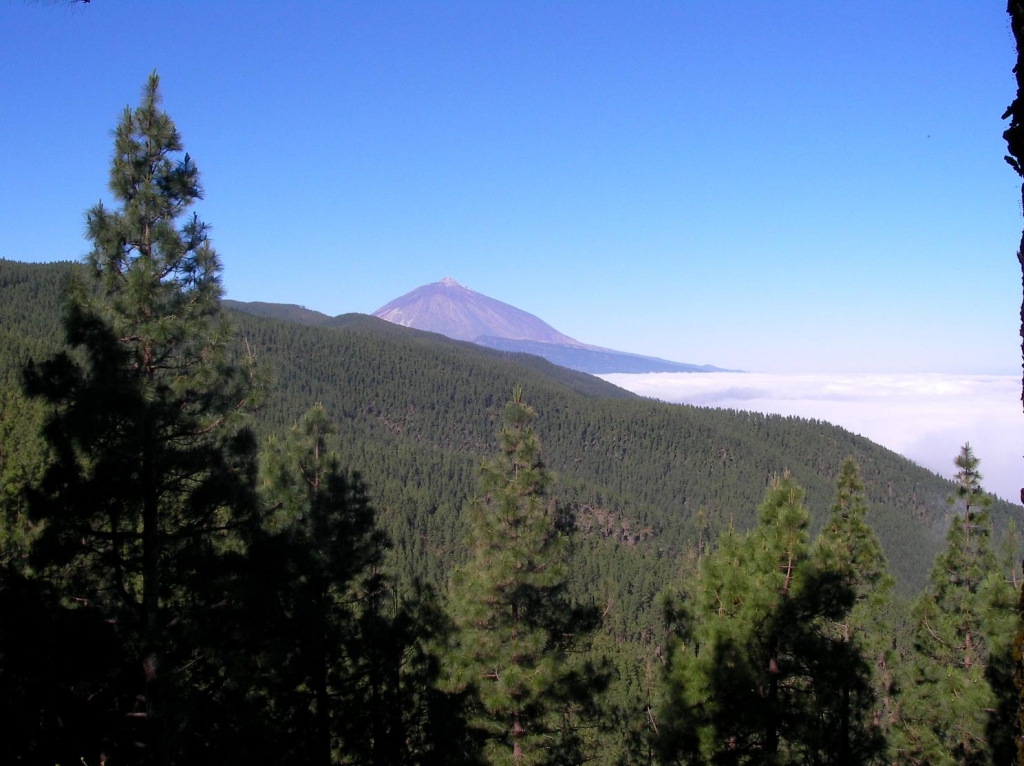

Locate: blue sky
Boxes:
[2,1,1021,374]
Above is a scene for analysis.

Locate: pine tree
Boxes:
[444,387,596,765]
[22,72,259,761]
[219,406,471,765]
[814,457,894,747]
[894,444,1016,765]
[816,458,892,608]
[659,472,879,765]
[1014,564,1024,764]
[245,405,388,763]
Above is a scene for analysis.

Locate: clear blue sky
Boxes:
[2,1,1020,374]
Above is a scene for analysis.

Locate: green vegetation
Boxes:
[16,72,265,760]
[1,72,1022,764]
[893,445,1017,765]
[444,387,603,764]
[658,471,884,764]
[228,405,456,763]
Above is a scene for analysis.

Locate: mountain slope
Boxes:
[473,336,730,374]
[3,258,1016,612]
[370,277,733,374]
[373,276,580,345]
[226,309,1008,602]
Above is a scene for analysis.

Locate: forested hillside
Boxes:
[3,250,1021,763]
[3,257,1012,606]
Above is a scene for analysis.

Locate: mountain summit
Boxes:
[373,278,734,375]
[373,277,581,346]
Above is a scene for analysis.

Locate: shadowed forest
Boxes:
[4,9,1024,763]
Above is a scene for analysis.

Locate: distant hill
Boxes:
[370,277,734,375]
[222,300,334,326]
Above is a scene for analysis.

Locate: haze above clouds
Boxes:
[599,372,1024,505]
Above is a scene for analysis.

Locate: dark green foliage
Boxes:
[0,259,74,382]
[814,458,897,743]
[227,305,1006,597]
[223,298,337,326]
[1014,566,1024,764]
[4,259,1014,607]
[816,457,893,602]
[0,385,48,570]
[6,258,1021,761]
[444,388,603,765]
[0,260,76,570]
[659,473,883,765]
[212,406,466,764]
[252,406,388,762]
[16,73,260,761]
[894,445,1016,765]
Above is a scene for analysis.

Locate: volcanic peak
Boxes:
[372,278,732,374]
[372,278,578,346]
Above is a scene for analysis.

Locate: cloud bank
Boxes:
[598,372,1024,505]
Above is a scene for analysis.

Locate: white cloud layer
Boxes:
[598,372,1024,506]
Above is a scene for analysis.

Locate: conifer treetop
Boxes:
[83,71,225,378]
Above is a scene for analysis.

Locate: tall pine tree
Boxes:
[22,72,259,762]
[1014,561,1024,764]
[894,444,1015,765]
[219,406,474,765]
[813,457,892,761]
[243,406,389,763]
[444,387,598,765]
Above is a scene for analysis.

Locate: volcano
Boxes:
[372,278,733,375]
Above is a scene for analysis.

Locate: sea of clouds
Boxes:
[597,372,1024,506]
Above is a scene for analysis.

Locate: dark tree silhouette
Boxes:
[1005,1,1024,454]
[21,73,259,763]
[1004,6,1024,762]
